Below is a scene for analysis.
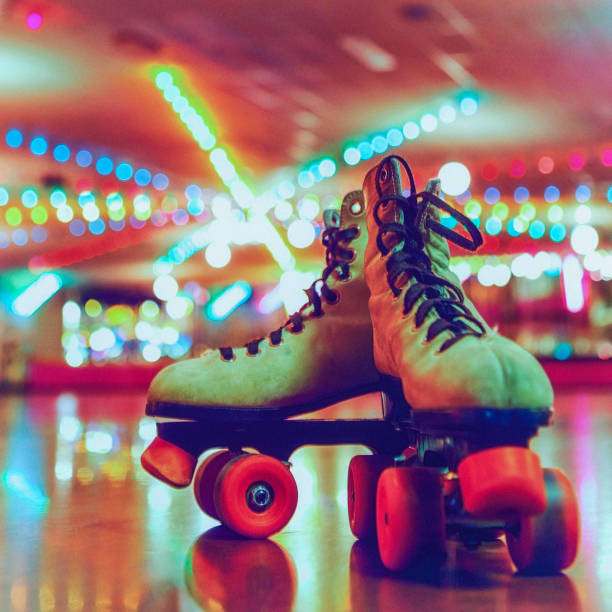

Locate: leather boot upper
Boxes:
[362,156,554,411]
[148,191,380,415]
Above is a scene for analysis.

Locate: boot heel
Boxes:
[458,447,546,519]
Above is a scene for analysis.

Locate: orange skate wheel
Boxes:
[348,455,394,540]
[458,447,546,519]
[507,468,579,573]
[193,450,234,520]
[214,454,298,538]
[376,467,446,571]
[141,436,197,488]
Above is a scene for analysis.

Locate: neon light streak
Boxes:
[153,69,254,209]
[12,273,62,317]
[207,282,252,321]
[257,285,283,314]
[562,255,585,313]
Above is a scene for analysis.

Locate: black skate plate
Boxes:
[155,417,414,461]
[411,407,553,436]
[146,380,383,422]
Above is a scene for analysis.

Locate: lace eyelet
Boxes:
[325,290,339,304]
[410,325,420,333]
[268,339,282,348]
[380,167,389,182]
[349,201,364,216]
[220,353,236,362]
[246,349,260,357]
[289,326,304,335]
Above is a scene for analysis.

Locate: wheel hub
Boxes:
[246,481,274,512]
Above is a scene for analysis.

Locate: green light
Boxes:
[106,193,123,210]
[31,205,48,224]
[465,200,481,219]
[108,207,125,221]
[134,208,152,221]
[84,299,102,318]
[6,206,22,226]
[519,202,536,221]
[547,204,563,222]
[140,300,160,319]
[492,202,509,221]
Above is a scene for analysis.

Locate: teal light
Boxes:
[550,223,567,242]
[485,217,502,236]
[358,141,373,160]
[207,282,252,321]
[371,135,388,154]
[386,128,403,147]
[12,273,62,317]
[553,342,572,361]
[2,470,49,508]
[528,220,546,239]
[343,147,360,166]
[21,188,38,208]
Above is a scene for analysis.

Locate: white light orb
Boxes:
[89,328,115,351]
[287,220,316,249]
[570,224,599,255]
[205,242,231,268]
[274,200,293,222]
[212,194,232,218]
[142,344,162,363]
[165,296,193,320]
[438,162,471,196]
[153,275,179,301]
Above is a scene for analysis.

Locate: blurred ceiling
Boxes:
[0,0,611,292]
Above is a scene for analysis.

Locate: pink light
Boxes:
[509,159,526,178]
[602,149,612,167]
[569,153,585,171]
[26,12,43,30]
[537,156,554,174]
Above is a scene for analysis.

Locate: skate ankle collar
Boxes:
[373,155,486,353]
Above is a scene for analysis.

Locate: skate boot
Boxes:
[141,190,380,491]
[361,156,578,573]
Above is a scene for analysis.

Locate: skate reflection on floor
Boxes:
[184,528,581,612]
[350,539,582,612]
[185,527,297,612]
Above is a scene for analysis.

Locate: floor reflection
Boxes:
[0,388,610,610]
[186,527,296,612]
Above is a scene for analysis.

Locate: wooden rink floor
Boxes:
[0,387,609,612]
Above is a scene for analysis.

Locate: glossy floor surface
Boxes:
[0,388,609,611]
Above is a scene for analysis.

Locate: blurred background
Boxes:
[1,0,611,390]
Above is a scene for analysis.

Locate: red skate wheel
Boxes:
[458,447,546,519]
[376,467,446,571]
[348,455,394,540]
[193,450,234,520]
[507,468,579,573]
[214,454,298,538]
[141,436,197,488]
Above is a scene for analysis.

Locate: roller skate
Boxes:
[349,155,579,573]
[142,190,399,538]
